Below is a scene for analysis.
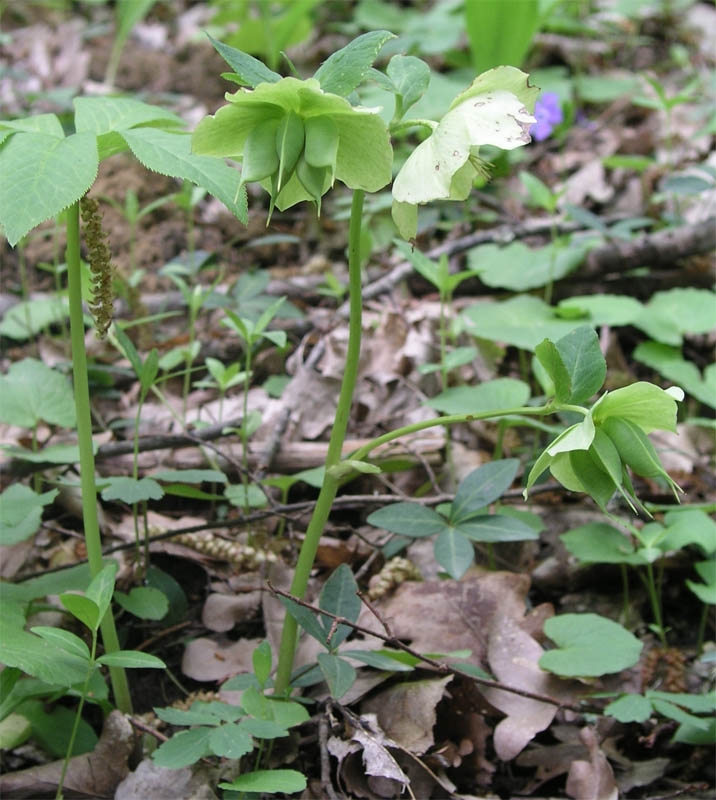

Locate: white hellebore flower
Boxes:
[392,66,539,239]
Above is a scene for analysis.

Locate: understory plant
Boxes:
[0,95,246,712]
[187,33,687,699]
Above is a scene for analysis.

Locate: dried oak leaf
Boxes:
[566,727,618,800]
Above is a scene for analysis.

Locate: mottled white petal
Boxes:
[449,89,535,150]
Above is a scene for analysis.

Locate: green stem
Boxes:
[274,190,365,694]
[351,406,553,464]
[645,562,667,646]
[66,203,132,713]
[56,634,97,800]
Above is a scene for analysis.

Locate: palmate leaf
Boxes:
[450,459,519,522]
[0,131,98,246]
[314,30,396,96]
[120,128,248,223]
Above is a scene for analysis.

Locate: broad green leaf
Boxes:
[686,560,716,604]
[86,562,118,621]
[451,459,519,522]
[557,294,644,327]
[219,770,307,794]
[265,698,310,729]
[0,114,64,137]
[555,326,606,404]
[155,701,244,726]
[208,722,254,758]
[224,482,267,508]
[252,640,272,688]
[633,341,716,410]
[207,34,282,87]
[18,700,97,757]
[547,416,595,456]
[535,338,571,402]
[1,443,87,464]
[520,171,556,211]
[466,0,539,73]
[0,559,112,604]
[0,358,75,429]
[100,476,164,504]
[425,377,530,415]
[568,448,618,511]
[239,717,288,739]
[0,131,99,246]
[152,726,213,768]
[386,55,431,112]
[661,509,716,556]
[540,613,642,676]
[650,699,710,730]
[317,652,356,698]
[120,127,247,223]
[96,650,166,669]
[647,689,716,715]
[462,295,578,351]
[456,515,539,543]
[367,503,446,537]
[0,296,69,340]
[314,30,395,96]
[0,484,58,546]
[673,719,716,745]
[60,594,100,631]
[151,469,227,484]
[29,627,90,661]
[434,528,474,579]
[73,96,181,136]
[635,288,716,345]
[0,713,31,751]
[0,603,88,686]
[560,523,638,565]
[114,587,169,620]
[339,649,415,672]
[604,694,653,723]
[466,240,591,291]
[319,564,361,648]
[278,596,330,646]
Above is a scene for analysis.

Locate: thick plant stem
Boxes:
[274,190,365,694]
[66,202,132,714]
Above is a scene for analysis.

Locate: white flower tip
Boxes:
[665,386,685,401]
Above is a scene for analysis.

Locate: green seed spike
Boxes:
[304,115,339,185]
[238,118,281,202]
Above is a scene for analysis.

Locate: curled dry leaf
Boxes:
[566,727,618,800]
[483,611,579,761]
[361,675,453,755]
[201,591,261,632]
[116,759,219,800]
[182,636,262,682]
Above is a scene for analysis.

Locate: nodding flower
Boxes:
[391,66,538,240]
[192,77,392,220]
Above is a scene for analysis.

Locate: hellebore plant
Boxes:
[191,38,561,693]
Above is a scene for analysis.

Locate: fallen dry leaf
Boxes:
[0,710,133,799]
[115,758,219,800]
[182,636,262,682]
[201,591,261,632]
[566,726,618,800]
[361,675,453,755]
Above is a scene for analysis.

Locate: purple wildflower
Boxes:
[530,92,563,141]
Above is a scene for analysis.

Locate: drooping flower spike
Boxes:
[392,66,539,239]
[192,77,392,218]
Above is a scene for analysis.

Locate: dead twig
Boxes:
[266,583,599,714]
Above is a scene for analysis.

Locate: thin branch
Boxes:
[267,584,599,714]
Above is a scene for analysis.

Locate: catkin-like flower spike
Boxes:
[80,195,115,339]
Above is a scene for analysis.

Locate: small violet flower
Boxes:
[530,92,563,141]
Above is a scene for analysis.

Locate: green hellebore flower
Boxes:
[392,66,539,239]
[192,77,392,217]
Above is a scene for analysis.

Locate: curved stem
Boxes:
[67,202,132,713]
[274,190,365,694]
[351,406,552,464]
